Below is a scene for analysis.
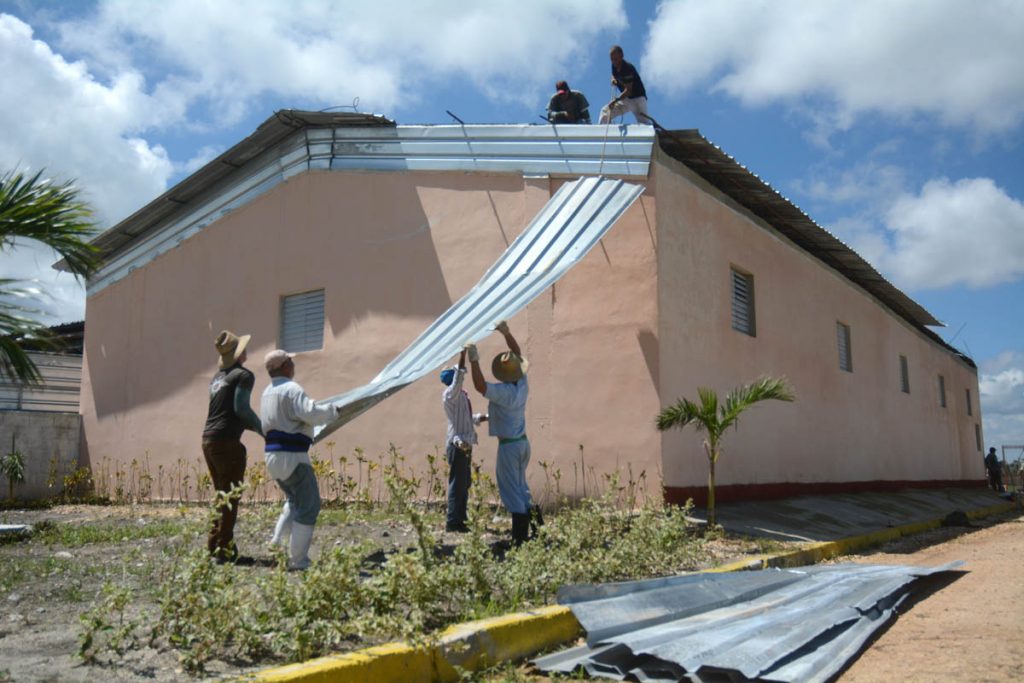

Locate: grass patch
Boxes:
[34,518,189,548]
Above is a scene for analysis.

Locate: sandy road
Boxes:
[839,511,1024,682]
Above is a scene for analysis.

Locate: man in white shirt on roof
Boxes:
[260,350,339,570]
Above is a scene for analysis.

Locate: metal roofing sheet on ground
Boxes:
[534,562,964,683]
[312,175,644,442]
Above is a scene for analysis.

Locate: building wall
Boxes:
[79,170,661,501]
[0,411,81,500]
[653,150,984,503]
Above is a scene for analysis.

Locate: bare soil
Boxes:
[0,503,766,683]
[836,510,1024,682]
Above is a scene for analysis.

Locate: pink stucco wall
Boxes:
[80,170,661,500]
[652,150,984,498]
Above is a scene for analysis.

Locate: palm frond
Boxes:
[0,277,60,385]
[656,396,702,432]
[0,168,101,279]
[720,376,795,432]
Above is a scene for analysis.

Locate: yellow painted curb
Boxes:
[246,500,1016,682]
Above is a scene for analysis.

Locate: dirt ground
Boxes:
[0,502,764,683]
[837,511,1024,682]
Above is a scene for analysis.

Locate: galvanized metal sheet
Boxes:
[311,175,644,442]
[534,562,964,682]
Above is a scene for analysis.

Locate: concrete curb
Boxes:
[247,500,1016,682]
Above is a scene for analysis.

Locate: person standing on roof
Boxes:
[466,321,541,547]
[547,80,591,124]
[260,350,340,570]
[440,347,488,533]
[202,330,262,563]
[599,45,650,124]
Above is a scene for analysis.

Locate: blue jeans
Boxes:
[446,442,472,527]
[496,438,532,514]
[275,463,321,525]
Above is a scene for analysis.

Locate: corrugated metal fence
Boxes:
[0,352,82,413]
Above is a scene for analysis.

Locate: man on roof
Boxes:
[599,45,651,125]
[547,80,591,124]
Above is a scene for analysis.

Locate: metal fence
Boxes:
[0,352,82,412]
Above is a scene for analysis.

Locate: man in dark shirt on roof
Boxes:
[547,80,591,124]
[202,330,262,562]
[599,45,650,124]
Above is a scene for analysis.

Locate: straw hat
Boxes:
[492,352,528,383]
[215,330,250,370]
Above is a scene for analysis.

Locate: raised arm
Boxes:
[495,321,521,358]
[466,344,487,395]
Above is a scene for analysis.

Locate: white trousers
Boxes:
[599,96,650,124]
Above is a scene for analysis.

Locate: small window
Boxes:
[966,388,973,416]
[975,423,982,451]
[938,375,946,408]
[280,289,325,353]
[836,322,852,372]
[730,268,756,337]
[899,355,910,393]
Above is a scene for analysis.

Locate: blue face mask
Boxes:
[440,368,456,386]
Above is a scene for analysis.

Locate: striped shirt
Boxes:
[442,368,478,447]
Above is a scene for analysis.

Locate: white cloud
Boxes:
[53,0,625,118]
[0,14,174,227]
[644,0,1024,137]
[979,351,1024,452]
[877,178,1024,290]
[811,165,1024,291]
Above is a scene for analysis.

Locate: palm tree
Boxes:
[656,376,794,527]
[1,168,101,384]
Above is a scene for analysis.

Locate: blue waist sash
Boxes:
[264,429,313,453]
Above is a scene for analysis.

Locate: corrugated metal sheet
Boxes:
[534,562,964,682]
[79,111,653,294]
[312,175,643,442]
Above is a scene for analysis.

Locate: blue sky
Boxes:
[1,0,1022,451]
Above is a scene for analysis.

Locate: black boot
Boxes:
[511,513,530,547]
[529,505,544,539]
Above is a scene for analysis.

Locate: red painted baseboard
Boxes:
[664,479,990,507]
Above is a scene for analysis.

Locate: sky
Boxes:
[1,0,1022,452]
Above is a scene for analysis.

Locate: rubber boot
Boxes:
[288,522,315,570]
[271,501,293,547]
[511,513,530,547]
[529,505,545,540]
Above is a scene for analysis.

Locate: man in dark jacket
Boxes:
[547,80,591,124]
[202,330,262,561]
[599,45,650,124]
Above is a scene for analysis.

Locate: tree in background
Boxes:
[0,169,100,384]
[656,376,794,527]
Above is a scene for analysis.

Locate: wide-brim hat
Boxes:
[215,330,250,370]
[492,352,528,383]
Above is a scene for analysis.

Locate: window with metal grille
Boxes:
[730,268,756,337]
[899,354,910,393]
[975,423,982,451]
[280,289,325,353]
[938,375,946,408]
[966,388,973,416]
[836,322,852,372]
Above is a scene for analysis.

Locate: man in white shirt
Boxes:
[440,347,487,532]
[260,350,338,569]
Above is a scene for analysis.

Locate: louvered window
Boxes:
[966,388,973,416]
[975,423,982,451]
[730,268,756,337]
[837,322,852,372]
[899,354,910,393]
[938,375,946,408]
[280,289,325,353]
